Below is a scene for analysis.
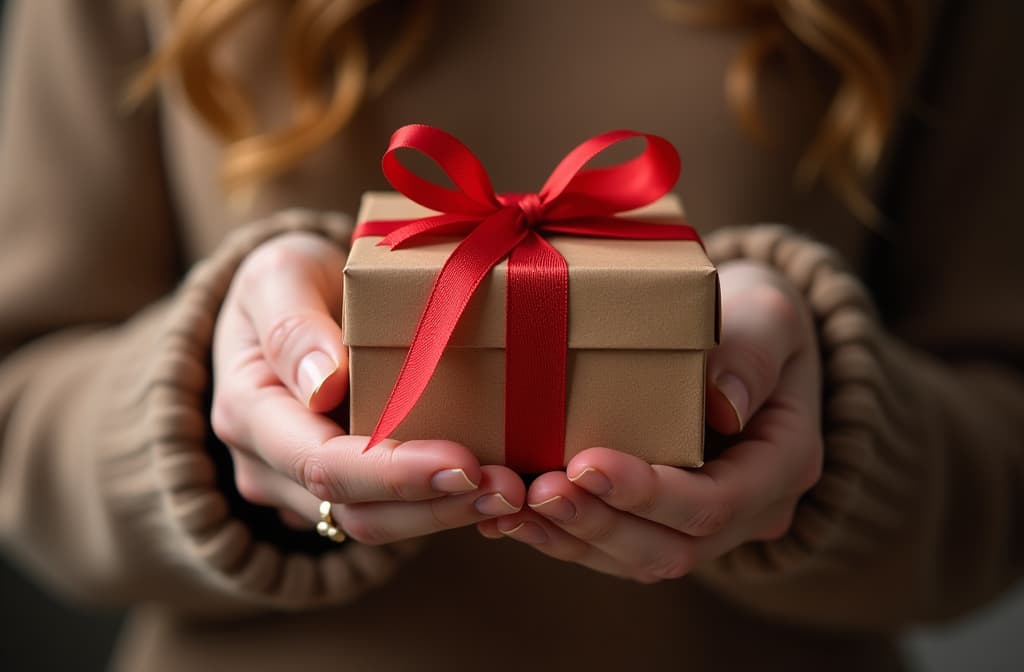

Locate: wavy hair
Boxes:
[130,0,922,220]
[126,0,434,193]
[658,0,924,221]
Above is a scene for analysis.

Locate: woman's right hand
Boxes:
[211,231,525,543]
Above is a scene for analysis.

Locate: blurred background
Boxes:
[2,533,1023,670]
[0,1,1020,670]
[2,528,1024,667]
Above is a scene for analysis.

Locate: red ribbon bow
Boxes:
[353,124,701,472]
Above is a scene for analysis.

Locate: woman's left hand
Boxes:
[477,260,824,582]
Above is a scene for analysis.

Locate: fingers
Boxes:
[221,387,487,504]
[489,502,753,583]
[482,484,697,583]
[234,233,349,412]
[331,466,526,545]
[488,437,817,581]
[231,449,323,517]
[707,260,814,434]
[486,466,771,582]
[216,295,489,509]
[566,439,814,539]
[232,445,529,544]
[524,471,698,580]
[559,448,743,536]
[479,511,641,580]
[310,436,488,505]
[213,233,511,534]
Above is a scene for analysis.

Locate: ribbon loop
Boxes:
[354,125,701,472]
[381,125,500,216]
[539,130,681,217]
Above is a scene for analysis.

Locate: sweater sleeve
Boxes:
[0,1,418,613]
[696,225,1024,629]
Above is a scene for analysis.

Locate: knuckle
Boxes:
[210,395,240,447]
[751,283,802,330]
[293,450,348,503]
[577,514,616,544]
[682,501,734,537]
[645,548,695,580]
[611,469,660,517]
[236,247,298,300]
[620,489,658,517]
[243,241,304,279]
[263,311,316,363]
[428,497,457,530]
[726,277,803,334]
[375,449,414,502]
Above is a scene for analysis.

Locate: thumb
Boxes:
[264,309,349,414]
[239,238,349,413]
[706,264,808,434]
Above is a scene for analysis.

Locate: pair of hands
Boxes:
[212,232,823,582]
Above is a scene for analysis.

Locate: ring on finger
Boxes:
[316,500,347,543]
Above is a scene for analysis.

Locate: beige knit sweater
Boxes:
[1,2,1021,670]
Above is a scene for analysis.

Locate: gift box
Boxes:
[343,191,719,470]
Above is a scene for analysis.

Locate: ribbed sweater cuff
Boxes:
[697,225,922,612]
[98,210,420,610]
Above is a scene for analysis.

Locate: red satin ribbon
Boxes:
[353,124,701,472]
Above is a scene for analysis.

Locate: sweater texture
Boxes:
[1,2,1022,670]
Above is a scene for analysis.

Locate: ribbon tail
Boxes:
[505,233,568,473]
[367,208,528,449]
[354,213,478,243]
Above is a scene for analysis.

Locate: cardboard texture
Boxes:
[344,192,719,468]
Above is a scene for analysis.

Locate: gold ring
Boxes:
[316,500,347,543]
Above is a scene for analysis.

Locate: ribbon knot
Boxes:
[503,192,546,228]
[352,124,701,472]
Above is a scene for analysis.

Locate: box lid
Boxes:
[343,192,719,350]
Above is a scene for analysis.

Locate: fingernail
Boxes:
[528,495,577,523]
[298,351,339,406]
[474,492,520,516]
[568,467,612,496]
[714,373,749,430]
[431,468,479,494]
[499,521,549,545]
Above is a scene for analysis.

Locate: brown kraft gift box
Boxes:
[343,191,719,469]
